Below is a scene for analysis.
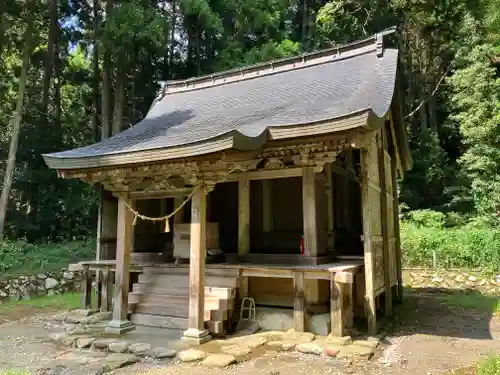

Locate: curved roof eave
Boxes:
[43,110,375,171]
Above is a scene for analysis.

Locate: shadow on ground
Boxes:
[389,287,499,341]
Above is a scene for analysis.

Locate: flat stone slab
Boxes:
[76,337,95,349]
[108,341,129,353]
[283,330,315,343]
[128,342,151,356]
[178,349,207,362]
[93,338,118,350]
[227,335,268,349]
[296,342,323,355]
[325,335,352,346]
[221,344,252,356]
[202,354,236,368]
[49,332,76,347]
[352,339,379,349]
[152,347,176,359]
[337,344,374,360]
[102,353,139,372]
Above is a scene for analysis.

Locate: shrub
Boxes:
[477,355,500,375]
[0,240,95,278]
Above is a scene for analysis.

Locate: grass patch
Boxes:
[478,355,500,375]
[444,292,500,315]
[0,371,31,375]
[0,292,80,314]
[0,240,94,278]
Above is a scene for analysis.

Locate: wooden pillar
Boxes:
[238,178,250,255]
[330,275,344,337]
[293,271,305,332]
[360,146,377,334]
[391,156,404,302]
[182,187,211,344]
[80,265,92,310]
[325,164,335,251]
[100,269,113,312]
[262,180,274,233]
[378,130,393,316]
[106,194,135,334]
[302,167,318,257]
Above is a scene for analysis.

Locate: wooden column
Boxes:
[182,187,211,344]
[80,265,92,309]
[262,180,274,233]
[360,146,377,334]
[100,269,113,312]
[378,131,393,316]
[325,164,335,251]
[391,156,404,302]
[238,178,250,255]
[293,271,305,332]
[105,194,135,334]
[330,275,344,337]
[302,167,318,257]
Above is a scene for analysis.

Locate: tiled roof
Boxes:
[44,31,400,170]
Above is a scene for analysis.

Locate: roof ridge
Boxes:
[152,27,396,101]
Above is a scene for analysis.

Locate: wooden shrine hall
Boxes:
[43,30,412,344]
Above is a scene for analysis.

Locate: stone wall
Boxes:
[0,270,81,303]
[403,268,500,295]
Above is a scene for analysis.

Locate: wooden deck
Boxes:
[71,257,363,336]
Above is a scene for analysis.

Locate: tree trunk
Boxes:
[101,0,113,140]
[112,69,126,135]
[42,0,58,114]
[93,0,100,142]
[0,32,32,240]
[168,0,177,77]
[195,17,201,76]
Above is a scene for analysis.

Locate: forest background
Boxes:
[1,0,500,276]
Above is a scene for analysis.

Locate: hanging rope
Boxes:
[117,185,204,233]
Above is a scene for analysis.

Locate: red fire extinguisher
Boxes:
[300,235,305,255]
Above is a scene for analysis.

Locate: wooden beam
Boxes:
[330,275,344,337]
[302,167,318,257]
[360,144,377,334]
[378,129,393,317]
[105,193,135,334]
[182,187,211,344]
[238,178,250,255]
[262,180,274,233]
[293,271,305,332]
[226,166,321,182]
[80,265,92,310]
[130,188,193,200]
[342,282,354,334]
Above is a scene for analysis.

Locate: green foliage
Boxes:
[0,370,31,375]
[0,292,80,312]
[401,212,500,272]
[444,292,500,314]
[0,240,95,277]
[477,355,500,375]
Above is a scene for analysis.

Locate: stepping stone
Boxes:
[76,337,95,349]
[49,332,75,347]
[109,341,129,353]
[296,342,323,355]
[267,341,283,350]
[128,342,151,356]
[202,354,236,368]
[93,338,118,350]
[221,344,252,356]
[326,335,352,346]
[152,347,176,359]
[281,341,296,351]
[101,353,139,372]
[72,309,98,317]
[352,339,379,349]
[337,345,374,360]
[178,349,207,362]
[66,324,88,335]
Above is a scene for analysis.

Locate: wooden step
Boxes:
[137,274,239,288]
[129,293,225,310]
[143,266,240,278]
[131,313,188,330]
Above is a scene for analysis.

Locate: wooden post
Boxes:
[80,265,92,310]
[378,130,393,316]
[325,164,335,251]
[391,155,404,303]
[100,269,113,312]
[182,187,211,344]
[262,180,274,233]
[238,178,250,255]
[105,194,135,334]
[302,167,318,257]
[342,283,354,333]
[360,145,377,334]
[293,271,305,332]
[330,274,344,337]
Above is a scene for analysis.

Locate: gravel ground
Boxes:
[0,292,498,375]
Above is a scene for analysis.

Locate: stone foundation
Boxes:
[403,268,500,294]
[0,270,81,303]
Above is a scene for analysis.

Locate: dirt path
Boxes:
[0,292,498,375]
